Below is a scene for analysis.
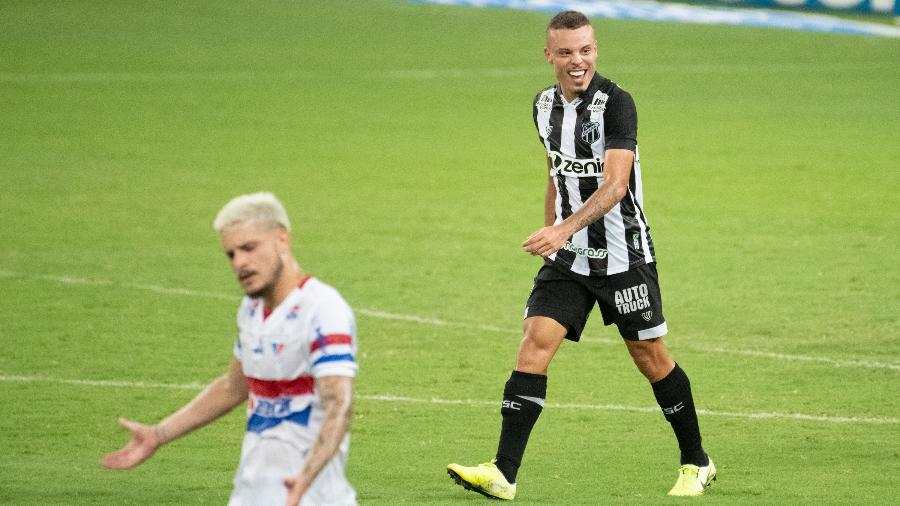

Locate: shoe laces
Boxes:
[678,465,700,478]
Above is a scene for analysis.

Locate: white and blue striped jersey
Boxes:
[234,275,357,438]
[229,275,358,505]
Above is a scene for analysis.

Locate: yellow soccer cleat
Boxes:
[447,459,516,500]
[667,457,717,496]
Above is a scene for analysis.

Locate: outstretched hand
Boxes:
[101,418,163,469]
[523,224,570,257]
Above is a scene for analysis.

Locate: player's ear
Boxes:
[544,46,551,63]
[275,228,291,254]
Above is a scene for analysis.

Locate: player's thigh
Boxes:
[524,263,595,343]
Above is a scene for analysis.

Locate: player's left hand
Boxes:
[523,225,570,257]
[283,474,310,506]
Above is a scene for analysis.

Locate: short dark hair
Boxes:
[547,10,591,31]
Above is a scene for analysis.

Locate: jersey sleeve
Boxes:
[532,91,543,144]
[604,88,637,151]
[308,295,358,378]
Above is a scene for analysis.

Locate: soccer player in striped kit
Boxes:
[103,193,358,506]
[448,11,715,499]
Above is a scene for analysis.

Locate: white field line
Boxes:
[0,374,205,391]
[579,338,900,372]
[2,269,899,372]
[703,347,900,372]
[2,375,896,425]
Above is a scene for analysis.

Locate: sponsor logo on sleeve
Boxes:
[588,92,609,114]
[537,94,553,112]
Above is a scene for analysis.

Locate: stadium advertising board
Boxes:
[702,0,899,14]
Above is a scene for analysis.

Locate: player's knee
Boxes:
[627,340,673,382]
[631,354,658,379]
[518,334,548,356]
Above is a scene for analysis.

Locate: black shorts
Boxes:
[524,260,668,341]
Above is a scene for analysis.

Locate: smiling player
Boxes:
[447,11,715,500]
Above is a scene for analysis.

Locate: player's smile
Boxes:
[566,68,588,87]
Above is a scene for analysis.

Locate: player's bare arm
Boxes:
[102,358,248,469]
[283,375,353,506]
[523,148,634,257]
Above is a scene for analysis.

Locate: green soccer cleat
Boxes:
[667,457,717,496]
[447,459,516,500]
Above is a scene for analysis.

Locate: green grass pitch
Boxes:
[1,1,898,504]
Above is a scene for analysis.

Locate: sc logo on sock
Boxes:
[501,400,522,411]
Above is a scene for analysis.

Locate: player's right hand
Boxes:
[523,224,570,257]
[101,418,163,469]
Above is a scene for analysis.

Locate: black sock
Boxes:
[495,370,547,483]
[651,363,708,467]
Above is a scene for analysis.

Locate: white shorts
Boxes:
[227,434,356,506]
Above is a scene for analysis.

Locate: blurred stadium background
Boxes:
[1,1,897,504]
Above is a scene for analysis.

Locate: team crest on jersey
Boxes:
[545,125,553,137]
[581,121,602,144]
[642,311,653,322]
[537,94,553,112]
[588,92,608,114]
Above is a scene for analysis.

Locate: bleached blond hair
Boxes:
[213,192,291,233]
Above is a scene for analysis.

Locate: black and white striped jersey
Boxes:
[533,72,656,277]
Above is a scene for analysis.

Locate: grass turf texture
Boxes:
[1,0,898,504]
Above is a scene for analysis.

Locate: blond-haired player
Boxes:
[104,192,358,506]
